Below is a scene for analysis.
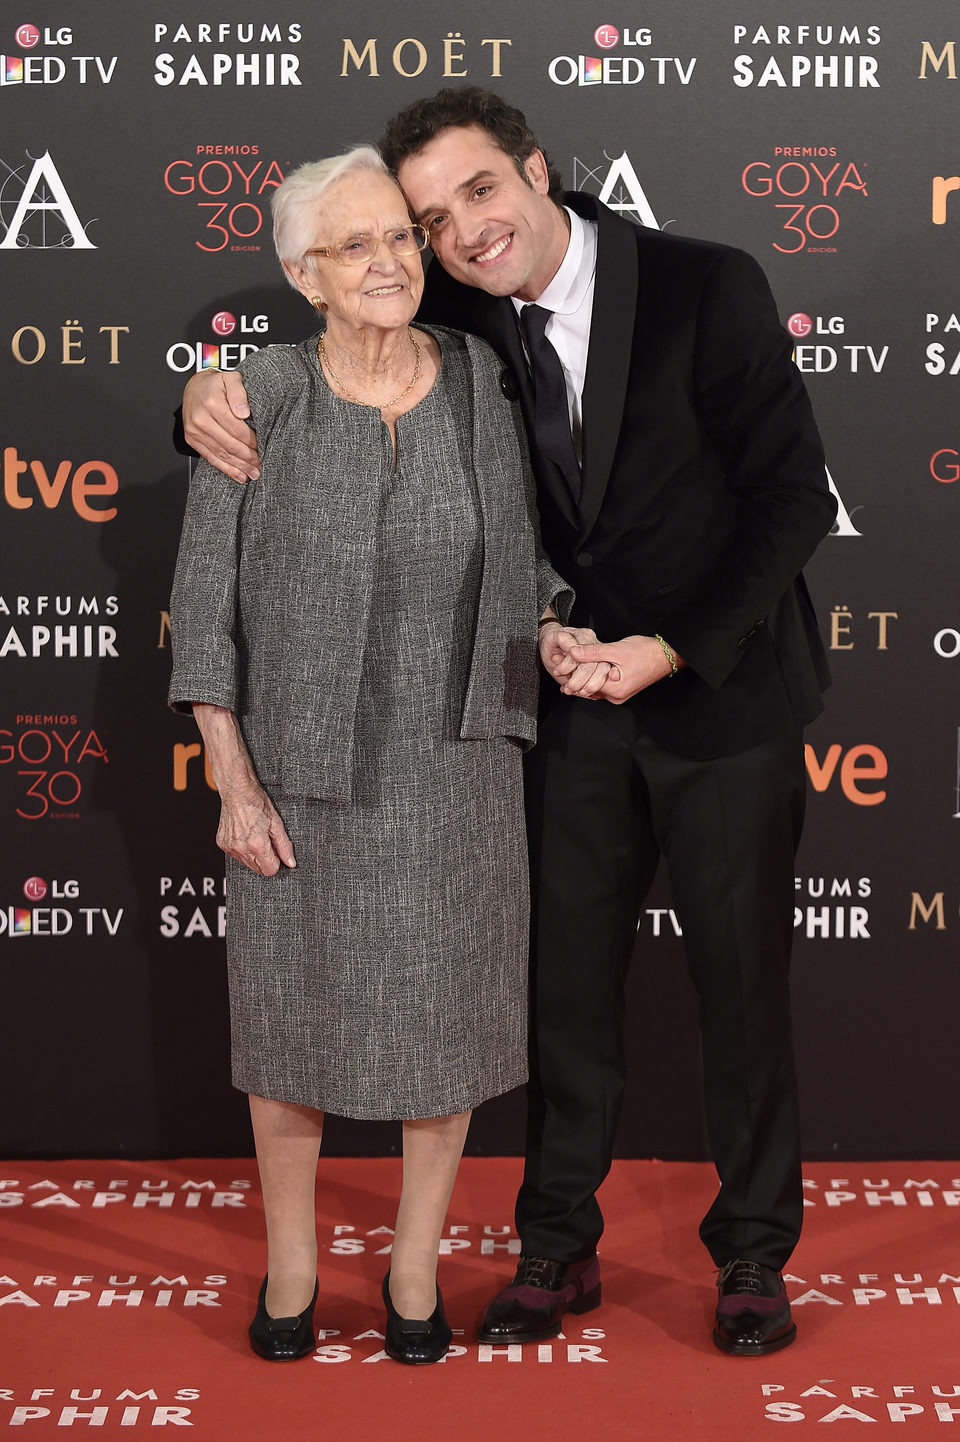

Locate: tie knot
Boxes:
[520,303,552,345]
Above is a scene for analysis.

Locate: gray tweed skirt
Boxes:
[225,740,529,1120]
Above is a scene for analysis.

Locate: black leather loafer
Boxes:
[382,1271,452,1364]
[248,1275,318,1361]
[713,1258,797,1355]
[477,1254,601,1344]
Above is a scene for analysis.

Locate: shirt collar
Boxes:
[511,207,596,318]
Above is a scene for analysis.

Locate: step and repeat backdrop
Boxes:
[1,1,957,1160]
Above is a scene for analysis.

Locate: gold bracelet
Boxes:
[654,633,678,676]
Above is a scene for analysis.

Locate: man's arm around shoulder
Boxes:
[175,370,260,483]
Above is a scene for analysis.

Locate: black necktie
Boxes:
[519,303,581,503]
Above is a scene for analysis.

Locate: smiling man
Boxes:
[398,124,568,301]
[179,87,836,1357]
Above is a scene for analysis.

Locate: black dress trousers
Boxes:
[516,693,806,1270]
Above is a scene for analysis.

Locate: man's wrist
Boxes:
[653,633,678,677]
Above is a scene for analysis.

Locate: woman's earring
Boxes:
[310,296,326,311]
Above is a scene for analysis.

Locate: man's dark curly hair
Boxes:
[378,87,564,205]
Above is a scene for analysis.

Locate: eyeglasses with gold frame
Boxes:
[305,225,429,266]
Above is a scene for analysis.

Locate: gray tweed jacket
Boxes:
[168,325,572,803]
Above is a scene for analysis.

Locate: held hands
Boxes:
[183,369,261,483]
[567,634,684,704]
[216,784,297,876]
[538,623,621,699]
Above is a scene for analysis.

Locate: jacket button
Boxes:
[499,367,519,401]
[577,552,593,568]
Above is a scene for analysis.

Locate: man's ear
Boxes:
[523,148,551,196]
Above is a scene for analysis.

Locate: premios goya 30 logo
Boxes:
[0,714,108,820]
[163,147,286,253]
[741,148,869,255]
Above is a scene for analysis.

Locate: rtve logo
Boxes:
[2,448,118,522]
[933,175,960,225]
[805,742,888,805]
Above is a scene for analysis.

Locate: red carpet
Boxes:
[3,1158,959,1438]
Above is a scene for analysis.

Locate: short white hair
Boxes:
[271,145,393,285]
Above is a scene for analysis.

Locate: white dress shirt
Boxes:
[512,207,598,460]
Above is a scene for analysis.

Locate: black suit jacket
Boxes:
[418,192,837,760]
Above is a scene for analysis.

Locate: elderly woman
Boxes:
[168,147,578,1364]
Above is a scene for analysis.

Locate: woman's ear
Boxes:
[282,258,314,302]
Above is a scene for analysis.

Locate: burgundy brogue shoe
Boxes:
[477,1254,601,1344]
[713,1258,797,1356]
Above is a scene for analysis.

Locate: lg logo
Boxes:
[23,876,79,899]
[786,313,846,338]
[209,311,267,337]
[594,25,620,49]
[14,24,72,46]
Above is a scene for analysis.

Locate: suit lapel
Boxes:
[569,193,640,543]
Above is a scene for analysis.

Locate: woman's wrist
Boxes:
[192,702,261,796]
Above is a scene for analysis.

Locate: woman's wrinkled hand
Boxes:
[216,785,297,876]
[538,623,621,699]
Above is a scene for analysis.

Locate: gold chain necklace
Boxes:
[317,328,421,408]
